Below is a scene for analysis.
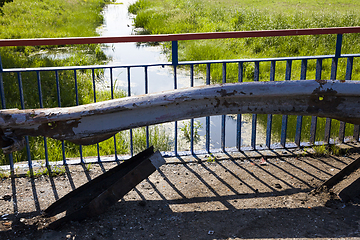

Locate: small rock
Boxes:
[208,230,214,235]
[275,183,282,189]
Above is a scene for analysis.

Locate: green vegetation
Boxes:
[26,165,66,178]
[129,0,360,82]
[0,0,171,165]
[312,144,347,156]
[129,0,360,144]
[180,120,202,144]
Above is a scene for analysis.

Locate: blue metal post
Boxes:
[325,34,343,144]
[236,62,243,151]
[206,63,211,153]
[36,71,49,166]
[266,60,275,148]
[172,41,178,66]
[174,65,178,156]
[74,70,84,163]
[310,59,322,144]
[251,62,259,149]
[190,64,195,155]
[280,60,292,148]
[221,63,226,152]
[109,68,118,161]
[55,71,67,165]
[339,57,354,142]
[127,67,133,156]
[0,55,5,108]
[0,54,3,73]
[17,72,33,172]
[145,67,150,149]
[92,69,101,162]
[295,59,307,146]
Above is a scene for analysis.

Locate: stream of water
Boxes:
[97,0,265,151]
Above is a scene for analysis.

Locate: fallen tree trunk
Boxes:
[1,80,359,153]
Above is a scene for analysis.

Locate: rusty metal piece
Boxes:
[44,147,165,229]
[1,80,360,153]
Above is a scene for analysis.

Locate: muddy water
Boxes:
[97,0,265,150]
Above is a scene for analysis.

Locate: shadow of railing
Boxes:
[0,152,359,239]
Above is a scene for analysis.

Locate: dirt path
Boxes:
[0,148,360,240]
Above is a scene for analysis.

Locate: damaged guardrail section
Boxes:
[0,80,359,154]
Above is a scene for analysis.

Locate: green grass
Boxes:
[129,0,360,144]
[0,0,172,165]
[26,165,66,178]
[312,144,347,157]
[129,0,360,81]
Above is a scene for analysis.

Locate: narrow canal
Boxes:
[97,0,266,151]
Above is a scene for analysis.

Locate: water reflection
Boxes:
[97,0,266,150]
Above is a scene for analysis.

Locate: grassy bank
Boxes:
[129,0,360,79]
[0,0,171,165]
[129,0,360,143]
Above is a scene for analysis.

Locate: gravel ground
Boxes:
[0,146,360,240]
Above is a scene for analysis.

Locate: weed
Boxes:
[0,170,9,179]
[132,126,172,154]
[207,153,216,162]
[26,165,66,178]
[312,144,346,157]
[85,163,92,172]
[180,120,203,144]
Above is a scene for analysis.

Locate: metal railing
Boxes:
[0,27,360,171]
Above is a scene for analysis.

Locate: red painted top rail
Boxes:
[0,27,360,47]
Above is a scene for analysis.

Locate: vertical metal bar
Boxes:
[221,63,226,152]
[335,34,343,58]
[345,56,354,81]
[251,62,259,149]
[55,71,66,165]
[110,67,114,99]
[0,64,14,173]
[145,66,149,149]
[109,68,118,161]
[127,67,133,156]
[174,65,178,156]
[325,34,342,144]
[74,70,84,163]
[0,54,3,72]
[310,59,322,144]
[266,61,275,148]
[280,60,292,147]
[338,56,353,143]
[55,71,61,107]
[206,63,211,153]
[0,72,5,109]
[236,62,243,151]
[295,59,307,146]
[190,64,195,155]
[172,41,178,67]
[92,69,101,162]
[17,72,33,172]
[36,71,49,166]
